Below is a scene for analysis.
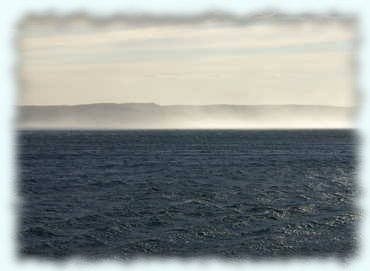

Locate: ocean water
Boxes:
[18,130,358,259]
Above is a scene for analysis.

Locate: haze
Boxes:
[17,15,356,128]
[18,103,354,130]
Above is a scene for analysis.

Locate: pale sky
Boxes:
[18,16,356,106]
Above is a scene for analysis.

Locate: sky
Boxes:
[18,15,356,106]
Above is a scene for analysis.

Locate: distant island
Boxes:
[17,103,354,129]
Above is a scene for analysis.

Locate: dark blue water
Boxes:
[18,130,358,259]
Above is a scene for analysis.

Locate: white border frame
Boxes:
[1,1,369,271]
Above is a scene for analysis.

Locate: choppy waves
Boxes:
[19,130,358,259]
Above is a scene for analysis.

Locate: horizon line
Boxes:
[18,102,355,108]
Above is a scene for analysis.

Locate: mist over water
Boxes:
[18,103,354,130]
[16,14,358,260]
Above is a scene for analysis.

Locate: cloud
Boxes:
[18,14,356,108]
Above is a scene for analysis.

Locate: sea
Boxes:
[18,129,358,259]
